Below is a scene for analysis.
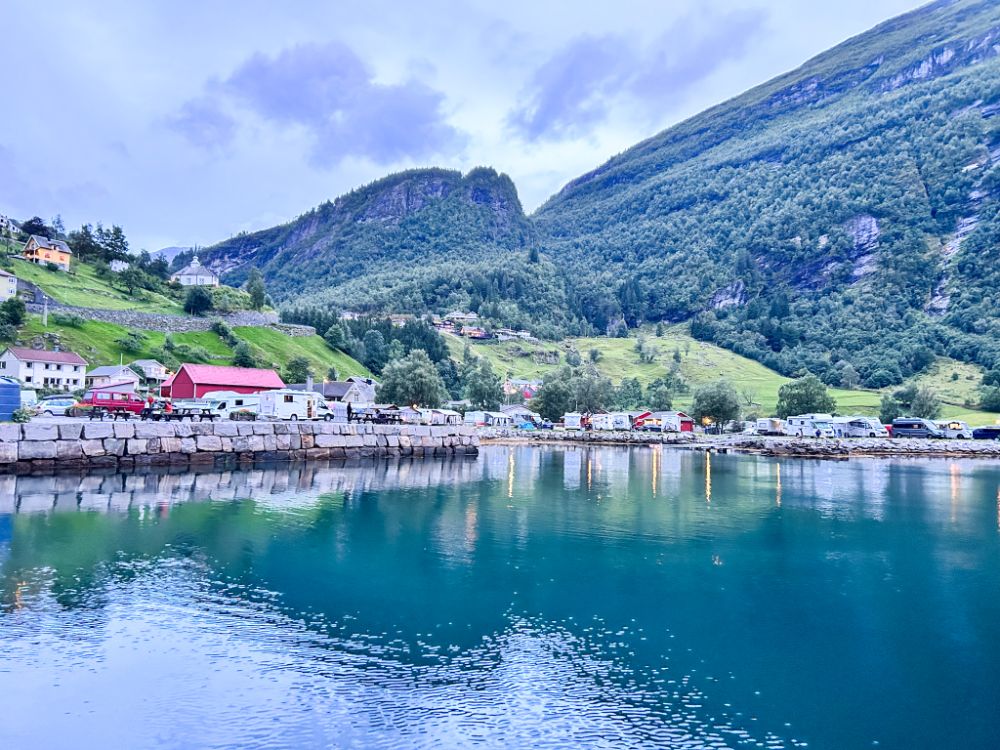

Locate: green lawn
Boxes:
[448,325,1000,425]
[234,327,371,380]
[15,314,369,381]
[9,258,185,313]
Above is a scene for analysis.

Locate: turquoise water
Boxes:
[1,446,999,749]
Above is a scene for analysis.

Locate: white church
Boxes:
[170,256,220,287]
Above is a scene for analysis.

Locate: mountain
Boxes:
[202,0,1000,387]
[152,246,192,263]
[202,167,574,337]
[533,0,1000,386]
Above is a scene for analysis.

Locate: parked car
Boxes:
[37,395,79,416]
[891,417,944,439]
[76,390,148,416]
[936,420,972,439]
[972,426,1000,440]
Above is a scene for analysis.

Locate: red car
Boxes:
[77,390,148,416]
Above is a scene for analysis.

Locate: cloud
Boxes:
[508,7,768,141]
[171,41,465,166]
[166,97,237,150]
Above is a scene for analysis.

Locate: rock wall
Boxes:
[23,300,316,336]
[0,421,478,474]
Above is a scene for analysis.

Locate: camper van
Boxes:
[258,389,326,421]
[832,416,889,438]
[590,413,614,431]
[891,417,943,439]
[936,420,972,439]
[198,391,261,419]
[784,414,836,438]
[755,418,786,436]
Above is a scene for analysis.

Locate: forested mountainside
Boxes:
[203,0,1000,387]
[535,0,1000,386]
[201,167,574,337]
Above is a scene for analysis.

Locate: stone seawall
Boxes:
[478,428,1000,458]
[0,421,478,474]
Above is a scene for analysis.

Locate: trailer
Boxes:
[756,418,786,436]
[258,389,324,421]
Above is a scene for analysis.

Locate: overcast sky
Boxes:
[1,0,925,252]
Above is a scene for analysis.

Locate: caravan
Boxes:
[784,414,836,438]
[198,391,261,419]
[832,416,889,438]
[258,389,328,421]
[755,418,786,436]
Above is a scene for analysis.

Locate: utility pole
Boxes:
[42,297,48,327]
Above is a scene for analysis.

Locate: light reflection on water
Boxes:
[2,447,1000,749]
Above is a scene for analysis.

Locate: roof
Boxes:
[288,381,353,399]
[172,256,218,279]
[87,365,139,378]
[3,346,87,365]
[0,269,15,278]
[176,363,284,388]
[28,235,72,254]
[130,359,165,368]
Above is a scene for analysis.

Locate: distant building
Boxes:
[160,363,283,400]
[0,215,19,237]
[170,256,219,287]
[85,365,142,391]
[129,359,169,384]
[0,269,17,302]
[23,235,72,271]
[446,311,478,324]
[0,346,87,390]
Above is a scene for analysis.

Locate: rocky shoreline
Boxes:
[477,428,1000,459]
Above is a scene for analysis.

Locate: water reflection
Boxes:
[2,447,1000,750]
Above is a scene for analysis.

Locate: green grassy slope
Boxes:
[15,315,370,380]
[9,258,184,313]
[447,326,1000,424]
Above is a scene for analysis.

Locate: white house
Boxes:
[129,359,169,384]
[0,215,19,237]
[170,256,219,287]
[0,346,87,390]
[85,365,142,391]
[0,269,17,302]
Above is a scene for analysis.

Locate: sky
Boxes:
[0,0,926,252]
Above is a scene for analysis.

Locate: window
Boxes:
[0,361,5,369]
[25,375,31,382]
[283,394,294,403]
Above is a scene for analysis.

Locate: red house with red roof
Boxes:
[159,364,284,400]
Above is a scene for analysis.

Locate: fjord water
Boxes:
[1,448,999,750]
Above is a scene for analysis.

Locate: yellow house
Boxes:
[23,234,72,271]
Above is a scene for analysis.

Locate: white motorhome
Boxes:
[199,390,261,419]
[937,420,972,439]
[832,416,889,438]
[611,413,632,430]
[258,389,326,421]
[756,418,786,436]
[563,412,584,431]
[785,414,836,438]
[591,413,614,431]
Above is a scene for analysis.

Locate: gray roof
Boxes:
[173,256,218,278]
[130,359,164,368]
[29,234,72,254]
[288,381,353,399]
[87,365,139,378]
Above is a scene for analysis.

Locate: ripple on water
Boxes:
[0,557,806,749]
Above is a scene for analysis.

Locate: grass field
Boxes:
[8,258,185,313]
[16,315,370,380]
[447,325,1000,425]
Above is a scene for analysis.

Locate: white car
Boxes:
[37,396,78,416]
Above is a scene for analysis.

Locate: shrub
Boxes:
[11,407,33,423]
[183,286,214,316]
[50,312,85,327]
[44,262,60,272]
[114,330,146,352]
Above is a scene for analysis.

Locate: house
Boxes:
[446,311,478,324]
[0,215,19,236]
[503,378,543,400]
[85,365,142,391]
[23,235,72,271]
[288,378,375,404]
[0,269,17,302]
[346,376,378,402]
[129,359,169,384]
[460,326,490,339]
[0,346,87,391]
[170,256,219,287]
[160,363,283,400]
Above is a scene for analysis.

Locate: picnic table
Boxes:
[88,406,138,421]
[140,406,219,422]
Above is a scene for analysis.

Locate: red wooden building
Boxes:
[159,364,284,400]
